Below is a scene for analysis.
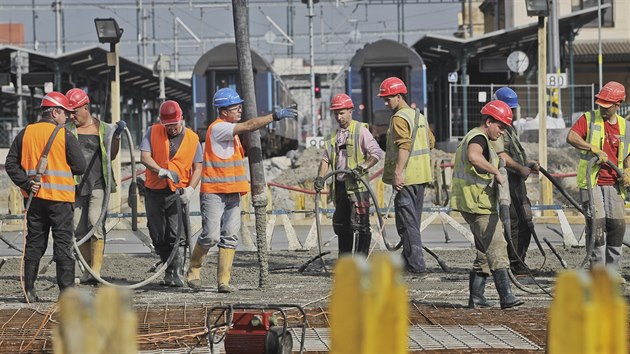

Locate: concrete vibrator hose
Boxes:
[73,125,184,288]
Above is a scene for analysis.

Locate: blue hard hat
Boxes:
[213,88,244,108]
[494,87,519,108]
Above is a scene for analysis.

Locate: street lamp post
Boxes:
[94,18,124,212]
[525,0,551,211]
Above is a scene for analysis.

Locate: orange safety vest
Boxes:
[200,118,249,195]
[20,122,75,202]
[145,124,199,191]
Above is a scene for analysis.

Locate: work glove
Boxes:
[623,167,630,188]
[180,186,195,205]
[590,145,608,164]
[313,176,325,192]
[158,168,180,184]
[272,106,298,121]
[351,165,367,180]
[113,120,127,138]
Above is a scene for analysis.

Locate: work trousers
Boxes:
[74,189,106,241]
[197,192,241,250]
[145,189,185,263]
[461,212,510,275]
[581,185,625,270]
[332,181,371,256]
[507,174,532,266]
[395,184,426,273]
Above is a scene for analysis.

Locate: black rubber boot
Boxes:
[468,271,493,308]
[56,263,75,293]
[22,260,40,303]
[169,247,185,288]
[492,268,524,309]
[159,253,173,286]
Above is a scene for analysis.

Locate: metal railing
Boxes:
[449,84,595,139]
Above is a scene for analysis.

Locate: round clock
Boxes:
[506,51,529,74]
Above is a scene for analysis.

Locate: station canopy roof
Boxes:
[413,5,607,66]
[0,45,190,104]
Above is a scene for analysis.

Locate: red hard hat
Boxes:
[65,88,90,109]
[159,100,183,125]
[481,100,512,126]
[41,91,74,111]
[330,93,354,110]
[377,77,407,97]
[595,81,626,108]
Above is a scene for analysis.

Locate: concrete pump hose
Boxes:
[73,126,183,288]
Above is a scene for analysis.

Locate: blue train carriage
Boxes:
[191,43,298,157]
[343,39,426,148]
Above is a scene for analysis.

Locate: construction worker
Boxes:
[378,77,434,274]
[5,92,86,302]
[66,88,126,284]
[186,87,297,292]
[491,87,539,274]
[140,100,203,287]
[567,81,630,271]
[451,100,523,309]
[314,93,384,256]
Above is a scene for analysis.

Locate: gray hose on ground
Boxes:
[73,125,182,288]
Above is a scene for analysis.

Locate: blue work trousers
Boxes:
[395,184,426,272]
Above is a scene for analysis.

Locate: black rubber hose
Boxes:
[538,166,584,214]
[543,237,568,269]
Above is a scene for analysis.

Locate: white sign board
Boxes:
[448,72,458,83]
[546,73,568,88]
[306,136,324,149]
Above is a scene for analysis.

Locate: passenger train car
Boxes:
[329,39,427,148]
[191,43,298,157]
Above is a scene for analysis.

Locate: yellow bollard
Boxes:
[55,286,137,354]
[330,253,408,354]
[369,252,407,354]
[547,268,627,354]
[330,256,371,354]
[547,271,595,354]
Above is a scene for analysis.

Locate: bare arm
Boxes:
[188,162,202,189]
[111,136,120,160]
[317,160,329,178]
[232,114,274,136]
[140,151,162,173]
[393,148,410,191]
[498,151,531,178]
[467,143,504,185]
[566,130,591,152]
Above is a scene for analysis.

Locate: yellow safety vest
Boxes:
[450,127,498,215]
[382,107,431,185]
[577,110,630,198]
[324,120,368,198]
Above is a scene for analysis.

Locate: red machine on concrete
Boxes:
[207,304,306,354]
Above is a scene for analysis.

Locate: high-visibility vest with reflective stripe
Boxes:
[450,127,498,215]
[67,120,117,193]
[200,119,249,195]
[20,122,75,202]
[383,107,432,185]
[145,124,199,192]
[324,120,368,199]
[577,110,630,198]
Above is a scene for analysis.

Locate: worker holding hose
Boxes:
[567,81,630,273]
[490,87,539,275]
[314,93,384,256]
[5,92,86,302]
[140,100,203,287]
[66,88,126,285]
[377,77,434,275]
[451,100,523,309]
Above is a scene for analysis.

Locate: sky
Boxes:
[1,0,462,71]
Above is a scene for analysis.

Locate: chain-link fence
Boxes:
[449,84,595,139]
[0,118,19,148]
